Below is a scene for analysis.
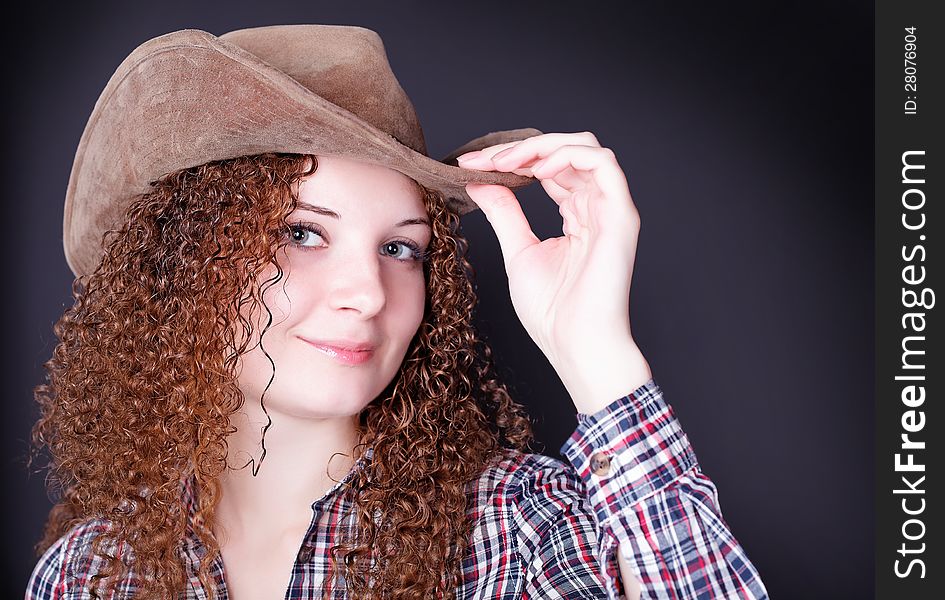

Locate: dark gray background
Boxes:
[3,1,873,598]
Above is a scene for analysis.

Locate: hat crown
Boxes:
[220,25,426,154]
[63,24,539,279]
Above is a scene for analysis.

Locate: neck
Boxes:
[214,406,360,543]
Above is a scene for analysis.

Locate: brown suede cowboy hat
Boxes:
[63,24,542,278]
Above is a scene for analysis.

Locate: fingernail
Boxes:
[491,148,514,162]
[456,150,482,163]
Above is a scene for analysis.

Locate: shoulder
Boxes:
[465,449,603,571]
[470,448,590,522]
[26,519,131,599]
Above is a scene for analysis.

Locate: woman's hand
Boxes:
[456,132,651,414]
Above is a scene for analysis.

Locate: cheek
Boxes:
[259,277,296,326]
[389,271,427,341]
[230,272,296,351]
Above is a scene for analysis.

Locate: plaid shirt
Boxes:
[27,378,768,599]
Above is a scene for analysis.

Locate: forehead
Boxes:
[297,155,425,214]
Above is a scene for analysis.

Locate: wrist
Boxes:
[555,337,652,415]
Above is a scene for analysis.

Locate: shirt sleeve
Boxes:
[25,534,70,600]
[558,378,770,600]
[511,454,614,598]
[25,520,137,600]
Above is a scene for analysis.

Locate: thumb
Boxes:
[465,183,538,268]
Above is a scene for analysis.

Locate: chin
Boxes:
[273,388,377,420]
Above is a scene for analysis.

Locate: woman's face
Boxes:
[235,155,431,421]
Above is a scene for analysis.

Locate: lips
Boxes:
[299,336,377,365]
[300,337,376,352]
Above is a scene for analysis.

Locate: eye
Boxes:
[287,223,325,248]
[382,240,428,262]
[286,221,429,263]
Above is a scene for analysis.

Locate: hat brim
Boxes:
[64,29,541,278]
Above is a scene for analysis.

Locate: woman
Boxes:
[27,25,768,599]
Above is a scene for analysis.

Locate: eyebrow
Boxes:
[295,201,431,228]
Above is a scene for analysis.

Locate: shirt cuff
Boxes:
[559,377,699,526]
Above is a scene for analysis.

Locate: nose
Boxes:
[325,251,387,318]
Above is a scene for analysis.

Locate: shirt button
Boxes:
[590,452,611,477]
[297,545,313,563]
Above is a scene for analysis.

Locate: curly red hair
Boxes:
[31,153,536,599]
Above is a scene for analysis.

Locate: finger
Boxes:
[458,158,541,177]
[489,131,602,168]
[458,131,601,171]
[477,140,525,159]
[464,183,539,267]
[455,140,523,164]
[459,147,544,176]
[531,145,631,207]
[540,177,571,203]
[559,201,586,238]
